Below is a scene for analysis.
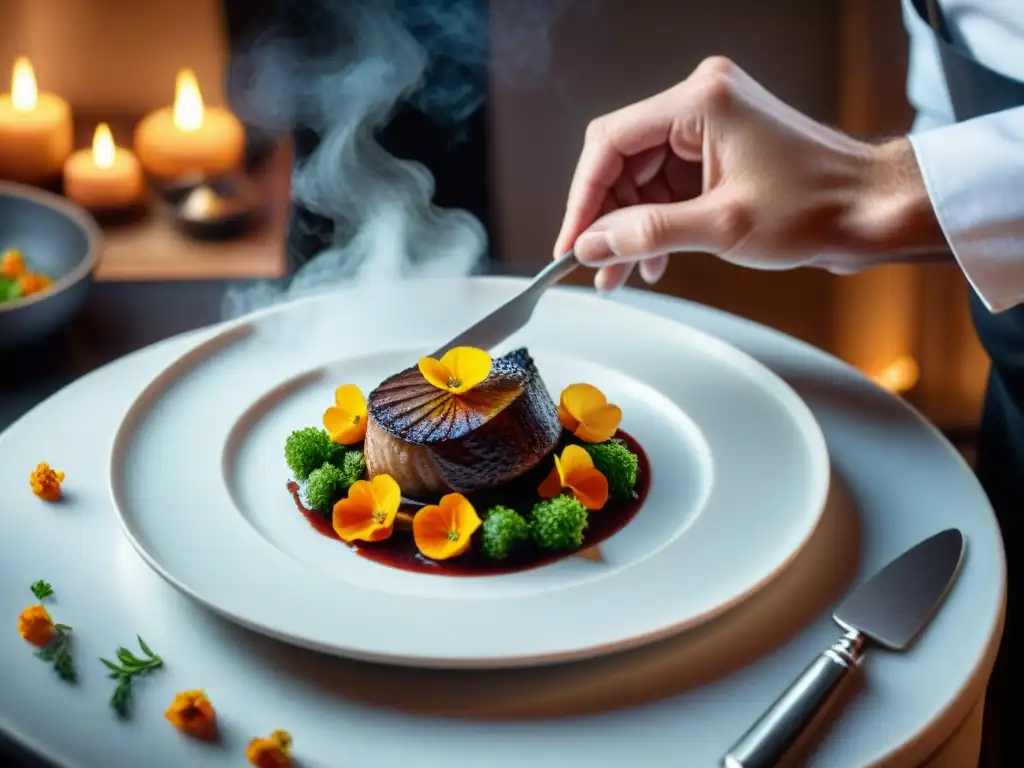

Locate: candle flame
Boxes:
[92,123,116,169]
[871,355,920,394]
[11,57,37,112]
[173,69,204,132]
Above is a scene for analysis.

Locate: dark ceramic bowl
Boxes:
[0,182,102,348]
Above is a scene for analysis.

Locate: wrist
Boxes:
[847,138,949,257]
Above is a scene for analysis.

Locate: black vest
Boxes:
[912,0,1024,520]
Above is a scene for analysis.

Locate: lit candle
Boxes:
[0,57,73,184]
[63,123,145,212]
[133,69,245,180]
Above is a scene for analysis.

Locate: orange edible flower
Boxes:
[322,384,367,445]
[246,729,292,768]
[332,474,401,542]
[538,444,609,511]
[16,272,51,296]
[18,605,54,647]
[418,346,492,395]
[412,492,482,560]
[1,249,25,278]
[557,383,622,443]
[29,462,65,502]
[165,689,218,741]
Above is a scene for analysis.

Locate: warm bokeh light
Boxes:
[871,355,921,394]
[172,68,204,132]
[11,57,37,112]
[92,123,115,169]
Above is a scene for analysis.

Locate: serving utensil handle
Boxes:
[721,630,865,768]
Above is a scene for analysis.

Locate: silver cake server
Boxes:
[722,527,965,767]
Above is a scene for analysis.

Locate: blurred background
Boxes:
[0,0,987,439]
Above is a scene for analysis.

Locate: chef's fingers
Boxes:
[594,262,635,292]
[639,255,669,284]
[552,56,749,261]
[574,189,743,266]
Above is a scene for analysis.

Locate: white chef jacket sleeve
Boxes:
[901,0,1024,313]
[908,108,1024,314]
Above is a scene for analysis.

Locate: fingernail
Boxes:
[574,231,614,265]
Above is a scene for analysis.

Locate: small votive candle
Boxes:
[133,69,245,181]
[0,57,73,184]
[63,123,145,213]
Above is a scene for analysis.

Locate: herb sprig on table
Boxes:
[37,625,76,681]
[30,579,54,600]
[25,580,76,681]
[101,636,164,718]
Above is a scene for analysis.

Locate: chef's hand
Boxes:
[554,57,949,290]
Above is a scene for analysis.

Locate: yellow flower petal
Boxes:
[559,444,595,474]
[566,467,609,511]
[369,473,401,524]
[418,347,492,395]
[559,384,622,442]
[538,445,609,510]
[440,347,492,393]
[323,384,367,444]
[560,383,606,421]
[332,476,399,542]
[537,464,563,499]
[417,356,454,391]
[334,384,367,414]
[413,493,481,560]
[557,403,581,433]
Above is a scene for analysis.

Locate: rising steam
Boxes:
[220,0,571,321]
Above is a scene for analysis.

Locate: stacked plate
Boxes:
[109,279,830,668]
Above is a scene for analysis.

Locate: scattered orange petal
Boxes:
[1,249,25,278]
[413,493,482,560]
[246,729,292,768]
[417,346,492,395]
[17,605,54,647]
[558,383,622,443]
[323,384,367,445]
[165,689,218,741]
[536,445,609,510]
[332,474,401,542]
[29,462,65,502]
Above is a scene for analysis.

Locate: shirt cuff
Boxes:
[907,105,1024,313]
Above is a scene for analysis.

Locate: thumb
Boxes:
[573,192,738,265]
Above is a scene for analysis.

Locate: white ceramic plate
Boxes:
[108,279,829,668]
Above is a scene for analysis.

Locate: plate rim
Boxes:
[107,277,831,668]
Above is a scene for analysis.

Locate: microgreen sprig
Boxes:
[30,580,54,600]
[36,624,76,682]
[100,636,163,718]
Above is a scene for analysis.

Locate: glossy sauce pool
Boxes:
[286,430,650,577]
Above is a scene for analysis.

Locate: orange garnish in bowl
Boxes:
[412,493,482,560]
[538,444,609,511]
[1,249,26,278]
[557,383,622,443]
[16,272,51,296]
[332,474,401,542]
[323,384,367,445]
[418,346,492,395]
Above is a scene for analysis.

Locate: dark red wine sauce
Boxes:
[286,430,650,577]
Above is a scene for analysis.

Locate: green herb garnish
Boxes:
[0,276,21,302]
[37,624,76,682]
[101,636,163,718]
[30,579,54,600]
